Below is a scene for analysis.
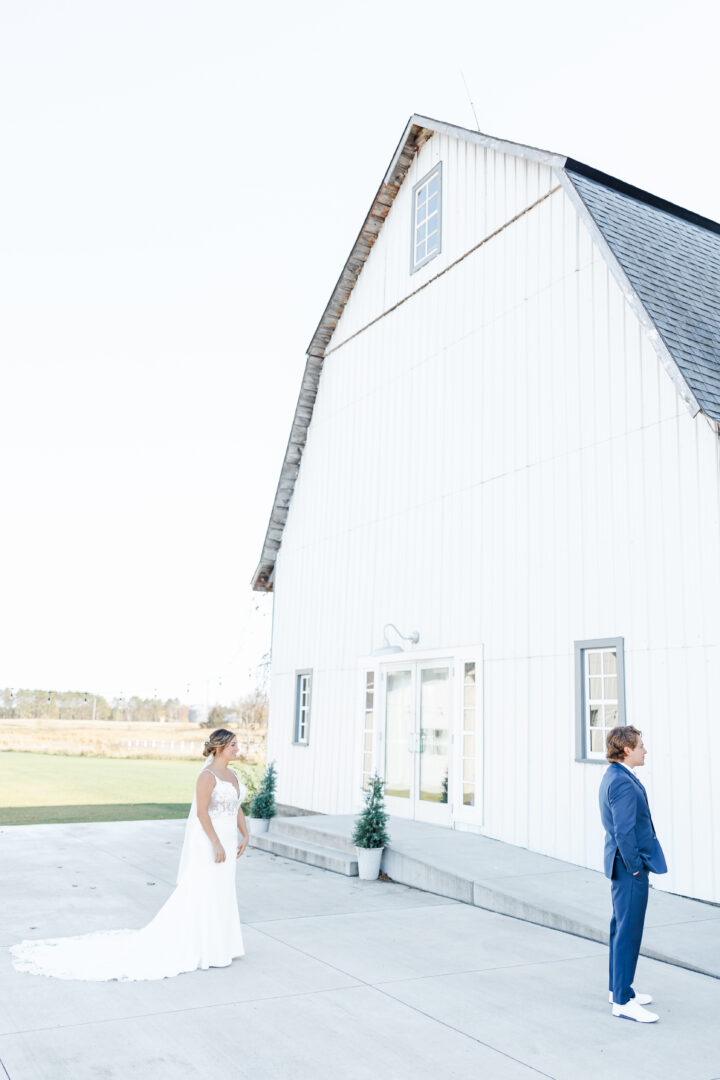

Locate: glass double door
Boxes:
[383,663,452,825]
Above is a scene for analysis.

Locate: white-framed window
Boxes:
[575,638,625,762]
[294,670,312,745]
[411,162,442,273]
[462,662,476,805]
[361,671,375,790]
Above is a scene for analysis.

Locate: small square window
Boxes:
[575,639,626,762]
[411,163,442,273]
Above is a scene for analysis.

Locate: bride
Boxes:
[11,728,249,981]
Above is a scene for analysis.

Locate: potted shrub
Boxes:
[247,761,277,834]
[352,773,390,880]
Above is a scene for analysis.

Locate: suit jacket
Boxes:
[598,762,667,878]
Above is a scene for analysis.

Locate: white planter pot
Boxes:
[248,817,270,835]
[355,846,384,880]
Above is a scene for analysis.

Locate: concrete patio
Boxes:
[1,818,719,1080]
[255,815,720,978]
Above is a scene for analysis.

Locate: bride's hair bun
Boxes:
[202,728,235,758]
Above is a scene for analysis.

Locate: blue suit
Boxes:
[598,762,667,1005]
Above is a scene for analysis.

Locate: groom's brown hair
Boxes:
[606,726,642,762]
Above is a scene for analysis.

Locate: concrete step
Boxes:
[266,816,358,854]
[381,847,475,904]
[250,829,359,876]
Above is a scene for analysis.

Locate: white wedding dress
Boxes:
[11,764,246,981]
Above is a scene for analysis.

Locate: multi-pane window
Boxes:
[362,671,375,790]
[575,639,625,761]
[294,670,312,745]
[462,662,476,806]
[411,163,442,272]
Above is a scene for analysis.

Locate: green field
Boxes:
[0,752,262,825]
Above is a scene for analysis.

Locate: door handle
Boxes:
[408,731,421,753]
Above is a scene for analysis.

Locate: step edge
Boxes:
[251,834,358,865]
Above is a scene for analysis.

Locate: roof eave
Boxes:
[409,114,566,169]
[305,118,434,360]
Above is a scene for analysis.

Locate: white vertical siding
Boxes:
[329,134,556,352]
[266,134,720,903]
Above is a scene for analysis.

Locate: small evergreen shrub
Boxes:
[352,774,389,849]
[249,761,277,819]
[237,767,261,815]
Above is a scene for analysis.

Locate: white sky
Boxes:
[1,0,718,706]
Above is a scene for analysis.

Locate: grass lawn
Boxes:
[0,752,262,825]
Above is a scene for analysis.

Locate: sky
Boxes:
[1,0,718,707]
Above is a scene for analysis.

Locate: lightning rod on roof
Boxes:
[460,69,481,132]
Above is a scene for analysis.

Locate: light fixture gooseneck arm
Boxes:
[382,623,420,648]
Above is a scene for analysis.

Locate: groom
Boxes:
[598,725,667,1023]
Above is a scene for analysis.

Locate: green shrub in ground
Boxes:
[237,766,261,815]
[249,761,277,819]
[352,774,390,849]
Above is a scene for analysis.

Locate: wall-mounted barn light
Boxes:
[373,623,420,657]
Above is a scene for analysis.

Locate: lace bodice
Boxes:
[208,772,246,819]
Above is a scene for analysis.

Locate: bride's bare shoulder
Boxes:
[196,770,216,789]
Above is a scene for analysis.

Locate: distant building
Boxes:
[188,704,208,725]
[254,115,720,904]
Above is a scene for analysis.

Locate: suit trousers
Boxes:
[609,855,649,1005]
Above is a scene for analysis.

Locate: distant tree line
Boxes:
[0,688,268,727]
[0,689,189,723]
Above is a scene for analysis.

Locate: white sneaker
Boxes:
[609,991,653,1006]
[612,999,658,1023]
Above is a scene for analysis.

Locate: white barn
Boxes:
[253,115,720,905]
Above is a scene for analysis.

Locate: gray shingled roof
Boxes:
[565,162,720,421]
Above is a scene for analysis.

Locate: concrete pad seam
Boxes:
[245,899,458,926]
[0,981,366,1037]
[371,984,557,1079]
[241,915,564,1080]
[248,922,370,986]
[646,915,720,929]
[371,950,607,987]
[246,915,576,1078]
[0,1052,10,1080]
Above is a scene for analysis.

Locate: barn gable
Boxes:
[253,116,720,590]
